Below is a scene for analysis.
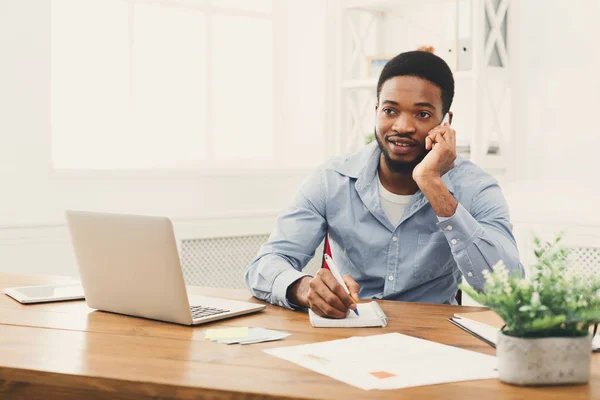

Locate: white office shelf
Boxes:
[342,71,472,91]
[345,0,450,12]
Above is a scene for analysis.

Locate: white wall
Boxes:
[2,0,600,278]
[510,0,600,183]
[505,0,600,256]
[0,0,327,275]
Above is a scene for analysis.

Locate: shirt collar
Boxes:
[333,141,456,195]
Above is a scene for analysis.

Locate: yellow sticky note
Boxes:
[205,327,249,340]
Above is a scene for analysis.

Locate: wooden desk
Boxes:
[0,273,597,400]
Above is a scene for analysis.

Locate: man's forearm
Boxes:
[416,176,458,217]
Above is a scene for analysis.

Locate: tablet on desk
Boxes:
[4,283,85,304]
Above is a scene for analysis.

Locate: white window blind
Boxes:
[50,0,326,171]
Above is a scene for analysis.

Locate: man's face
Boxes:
[375,76,444,174]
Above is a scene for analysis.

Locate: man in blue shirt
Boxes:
[245,51,524,318]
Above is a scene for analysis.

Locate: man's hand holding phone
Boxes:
[412,113,459,218]
[413,114,457,183]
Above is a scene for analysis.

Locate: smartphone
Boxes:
[4,283,84,304]
[440,113,449,125]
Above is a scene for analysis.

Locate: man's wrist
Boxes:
[414,174,444,193]
[414,171,441,187]
[286,276,312,308]
[416,175,458,218]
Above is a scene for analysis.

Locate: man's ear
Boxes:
[448,111,454,125]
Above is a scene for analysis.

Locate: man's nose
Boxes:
[391,114,416,134]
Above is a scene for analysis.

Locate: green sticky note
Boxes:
[205,327,249,340]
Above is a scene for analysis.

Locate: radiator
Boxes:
[180,235,324,289]
[569,246,600,280]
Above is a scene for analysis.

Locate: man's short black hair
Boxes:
[377,51,455,115]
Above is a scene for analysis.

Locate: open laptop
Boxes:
[65,210,265,325]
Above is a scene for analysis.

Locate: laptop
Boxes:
[65,210,265,325]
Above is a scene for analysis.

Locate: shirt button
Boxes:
[451,239,458,245]
[467,271,474,277]
[388,276,394,281]
[392,236,398,242]
[446,225,453,231]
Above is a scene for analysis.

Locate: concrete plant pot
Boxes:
[496,331,593,386]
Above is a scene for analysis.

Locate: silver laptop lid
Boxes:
[65,210,193,325]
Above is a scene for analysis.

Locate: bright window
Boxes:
[50,0,324,171]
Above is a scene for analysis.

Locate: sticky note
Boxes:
[369,371,396,379]
[205,327,249,340]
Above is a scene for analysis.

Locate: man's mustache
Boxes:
[385,133,420,146]
[373,127,421,147]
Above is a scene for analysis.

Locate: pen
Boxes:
[324,254,359,316]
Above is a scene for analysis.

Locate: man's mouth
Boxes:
[387,137,417,155]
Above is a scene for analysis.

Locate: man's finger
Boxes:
[343,275,360,302]
[446,127,456,149]
[427,125,449,136]
[427,131,449,150]
[319,272,354,311]
[438,126,456,152]
[311,275,348,313]
[308,290,347,318]
[439,126,454,137]
[308,299,327,318]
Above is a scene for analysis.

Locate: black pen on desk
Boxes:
[324,254,359,316]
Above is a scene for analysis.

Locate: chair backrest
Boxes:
[321,235,332,269]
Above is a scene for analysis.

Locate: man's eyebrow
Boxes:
[381,100,437,110]
[414,102,436,110]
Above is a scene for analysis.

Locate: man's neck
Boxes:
[378,155,419,195]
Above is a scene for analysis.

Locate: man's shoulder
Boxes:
[448,156,498,192]
[300,154,354,189]
[321,154,351,171]
[319,142,378,179]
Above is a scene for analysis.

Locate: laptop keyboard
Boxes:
[190,305,229,319]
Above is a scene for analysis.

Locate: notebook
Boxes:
[450,310,600,352]
[309,301,388,328]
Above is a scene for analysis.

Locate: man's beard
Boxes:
[374,128,428,174]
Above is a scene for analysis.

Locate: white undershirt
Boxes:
[377,174,413,226]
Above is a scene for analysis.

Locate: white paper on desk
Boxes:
[452,316,600,351]
[265,333,498,390]
[451,317,500,345]
[216,328,290,345]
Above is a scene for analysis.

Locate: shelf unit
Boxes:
[333,0,513,171]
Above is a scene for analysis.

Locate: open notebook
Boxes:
[309,301,388,328]
[450,310,600,352]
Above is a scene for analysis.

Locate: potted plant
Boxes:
[460,234,600,386]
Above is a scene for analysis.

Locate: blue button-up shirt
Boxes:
[245,142,524,309]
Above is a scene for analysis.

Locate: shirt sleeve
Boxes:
[244,168,327,309]
[436,181,525,291]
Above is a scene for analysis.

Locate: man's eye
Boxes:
[417,112,431,118]
[383,108,397,115]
